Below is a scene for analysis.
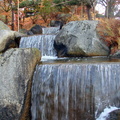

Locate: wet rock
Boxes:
[106,109,120,120]
[27,30,34,35]
[110,50,120,58]
[29,24,42,35]
[53,42,67,57]
[54,20,109,57]
[50,20,64,29]
[0,48,41,120]
[19,29,28,34]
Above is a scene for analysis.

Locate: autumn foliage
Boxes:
[97,19,120,54]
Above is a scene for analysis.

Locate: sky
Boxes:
[95,4,105,15]
[95,3,120,16]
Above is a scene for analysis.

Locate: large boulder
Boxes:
[50,20,64,29]
[0,30,26,53]
[54,20,109,57]
[0,48,41,120]
[27,24,43,35]
[0,21,11,30]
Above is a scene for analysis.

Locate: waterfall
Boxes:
[31,63,120,120]
[20,34,56,56]
[19,27,60,56]
[42,27,60,34]
[21,26,120,119]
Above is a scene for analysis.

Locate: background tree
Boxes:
[0,0,12,24]
[0,0,24,29]
[53,0,96,20]
[77,0,96,20]
[38,0,56,23]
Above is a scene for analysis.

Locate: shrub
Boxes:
[67,14,80,22]
[97,19,120,54]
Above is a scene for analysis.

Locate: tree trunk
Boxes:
[5,15,8,24]
[105,0,115,18]
[105,6,109,18]
[11,9,14,30]
[86,5,92,20]
[93,2,96,20]
[80,3,83,19]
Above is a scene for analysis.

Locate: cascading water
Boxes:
[19,26,120,120]
[20,35,56,56]
[19,27,59,56]
[42,27,60,35]
[31,62,120,120]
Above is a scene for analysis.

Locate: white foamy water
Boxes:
[96,106,119,120]
[41,56,58,61]
[41,56,68,61]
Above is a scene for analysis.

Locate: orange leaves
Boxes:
[39,5,44,8]
[97,18,120,54]
[0,11,10,16]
